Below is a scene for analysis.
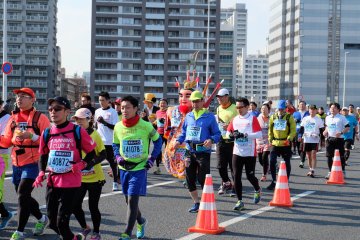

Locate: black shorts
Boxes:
[304,143,318,152]
[344,139,353,150]
[326,137,345,158]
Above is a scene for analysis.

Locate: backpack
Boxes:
[29,111,42,135]
[43,124,82,156]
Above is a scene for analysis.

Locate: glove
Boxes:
[71,161,87,173]
[116,155,126,167]
[145,157,156,170]
[33,171,45,188]
[97,116,106,124]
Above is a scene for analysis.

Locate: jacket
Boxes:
[268,112,296,147]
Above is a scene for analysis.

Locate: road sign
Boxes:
[2,62,13,75]
[298,95,303,100]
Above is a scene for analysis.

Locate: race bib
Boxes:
[47,150,73,173]
[235,137,249,147]
[328,123,336,134]
[122,140,143,159]
[218,123,227,137]
[305,123,316,133]
[274,119,287,131]
[18,122,28,131]
[186,126,201,142]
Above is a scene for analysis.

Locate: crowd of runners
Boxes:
[0,85,359,240]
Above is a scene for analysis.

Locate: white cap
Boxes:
[356,107,360,110]
[342,107,349,111]
[216,88,229,97]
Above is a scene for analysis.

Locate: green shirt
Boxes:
[113,119,159,171]
[216,104,238,138]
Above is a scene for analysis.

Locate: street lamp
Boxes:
[297,34,304,104]
[342,51,350,107]
[2,0,8,100]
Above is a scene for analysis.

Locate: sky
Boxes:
[57,0,272,76]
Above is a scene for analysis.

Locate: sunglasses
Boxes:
[48,106,65,112]
[236,105,246,109]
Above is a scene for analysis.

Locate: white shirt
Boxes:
[325,113,349,138]
[301,115,324,143]
[94,107,118,145]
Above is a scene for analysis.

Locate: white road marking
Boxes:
[176,190,315,240]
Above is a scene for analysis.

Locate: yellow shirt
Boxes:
[216,104,238,138]
[81,129,106,183]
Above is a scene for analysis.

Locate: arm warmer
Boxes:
[84,149,106,170]
[298,126,304,137]
[104,121,115,130]
[82,150,96,164]
[150,137,162,159]
[39,154,48,172]
[112,143,120,157]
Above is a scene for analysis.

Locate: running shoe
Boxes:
[119,233,131,240]
[233,200,245,211]
[307,171,312,176]
[299,161,304,168]
[253,190,261,204]
[112,182,120,191]
[228,188,236,197]
[89,232,102,240]
[136,218,147,239]
[153,167,161,175]
[33,215,49,236]
[0,211,14,230]
[309,170,315,178]
[81,225,91,238]
[218,181,232,195]
[266,181,276,191]
[10,231,24,240]
[260,175,266,182]
[345,160,350,166]
[325,172,331,179]
[188,202,200,213]
[73,233,85,240]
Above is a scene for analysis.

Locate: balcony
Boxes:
[8,26,22,32]
[26,27,49,33]
[24,81,48,88]
[24,71,48,77]
[7,80,21,87]
[26,15,49,22]
[8,4,22,10]
[8,48,22,54]
[25,38,48,44]
[25,60,48,66]
[25,48,48,55]
[26,5,49,11]
[36,93,47,99]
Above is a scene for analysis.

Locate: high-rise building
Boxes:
[268,0,360,107]
[0,0,58,111]
[238,52,269,104]
[91,0,220,105]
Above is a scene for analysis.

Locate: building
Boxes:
[238,53,269,104]
[59,68,88,108]
[268,0,360,107]
[0,0,58,111]
[90,0,220,106]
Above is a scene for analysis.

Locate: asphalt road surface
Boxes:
[1,145,359,240]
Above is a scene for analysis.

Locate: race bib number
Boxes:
[47,150,73,173]
[186,126,201,142]
[235,137,249,147]
[218,123,227,137]
[328,123,336,134]
[274,119,287,131]
[122,140,143,159]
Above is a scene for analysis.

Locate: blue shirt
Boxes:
[344,115,358,140]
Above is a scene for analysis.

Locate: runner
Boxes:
[267,100,296,190]
[293,101,309,167]
[0,100,13,230]
[114,98,123,122]
[174,91,221,213]
[323,103,350,179]
[94,91,119,191]
[113,96,162,240]
[141,93,159,124]
[215,88,237,196]
[80,93,96,117]
[317,107,327,150]
[154,98,168,175]
[33,97,96,240]
[341,107,358,166]
[286,100,296,115]
[0,88,51,240]
[248,102,260,117]
[348,104,359,149]
[298,105,324,177]
[72,108,106,240]
[226,97,262,211]
[256,103,271,182]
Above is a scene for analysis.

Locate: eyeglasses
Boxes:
[48,106,65,112]
[236,105,246,109]
[16,95,32,99]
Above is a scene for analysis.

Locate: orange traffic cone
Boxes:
[188,174,225,235]
[327,149,345,184]
[269,161,293,207]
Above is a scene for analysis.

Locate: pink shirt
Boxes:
[156,109,167,134]
[39,122,96,188]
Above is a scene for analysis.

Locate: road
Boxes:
[0,146,359,240]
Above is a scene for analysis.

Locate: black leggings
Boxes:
[105,145,118,182]
[270,146,292,182]
[73,182,103,233]
[216,141,234,183]
[232,155,260,200]
[0,203,9,217]
[124,195,144,236]
[155,135,167,167]
[185,153,211,192]
[46,186,80,239]
[258,151,270,175]
[15,178,42,232]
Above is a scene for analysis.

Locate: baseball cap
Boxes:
[71,108,92,120]
[114,98,122,105]
[308,104,317,109]
[277,100,286,110]
[342,107,349,111]
[13,88,35,98]
[216,88,229,97]
[356,107,360,110]
[189,91,204,101]
[48,96,71,109]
